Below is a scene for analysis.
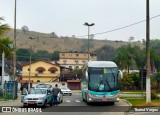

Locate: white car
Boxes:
[59,86,72,96]
[21,88,53,107]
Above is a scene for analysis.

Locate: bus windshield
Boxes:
[88,67,119,92]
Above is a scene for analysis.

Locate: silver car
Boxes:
[21,88,53,107]
[35,83,63,103]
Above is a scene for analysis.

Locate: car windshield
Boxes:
[36,84,52,88]
[88,67,119,92]
[28,89,46,94]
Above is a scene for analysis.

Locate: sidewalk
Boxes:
[0,93,22,106]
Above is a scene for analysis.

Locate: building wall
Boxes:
[59,52,97,69]
[60,52,88,59]
[21,61,60,82]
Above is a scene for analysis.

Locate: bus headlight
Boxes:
[117,98,120,101]
[89,98,92,101]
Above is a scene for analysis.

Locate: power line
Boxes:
[77,14,160,38]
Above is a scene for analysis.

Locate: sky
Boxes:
[0,0,160,41]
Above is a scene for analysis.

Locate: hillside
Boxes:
[7,29,144,53]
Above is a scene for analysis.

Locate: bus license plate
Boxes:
[102,98,107,101]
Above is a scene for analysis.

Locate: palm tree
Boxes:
[0,37,13,57]
[0,17,13,56]
[0,17,10,37]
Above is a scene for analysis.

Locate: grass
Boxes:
[0,96,5,101]
[121,92,145,94]
[123,98,160,106]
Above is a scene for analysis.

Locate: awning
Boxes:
[36,67,46,71]
[48,67,58,71]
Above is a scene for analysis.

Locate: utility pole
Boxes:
[28,45,31,90]
[13,0,17,81]
[146,0,151,103]
[13,0,17,100]
[28,37,36,90]
[83,22,95,62]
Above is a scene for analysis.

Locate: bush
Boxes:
[151,90,158,100]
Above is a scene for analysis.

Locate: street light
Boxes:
[28,37,36,90]
[83,22,95,61]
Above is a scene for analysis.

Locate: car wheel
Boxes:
[61,99,63,103]
[109,102,115,105]
[70,94,72,96]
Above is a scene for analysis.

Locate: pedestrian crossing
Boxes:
[65,100,82,103]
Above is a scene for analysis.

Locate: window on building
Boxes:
[63,60,67,64]
[82,60,86,64]
[38,70,43,74]
[76,53,79,56]
[75,60,79,64]
[50,71,56,74]
[62,53,65,56]
[69,53,72,56]
[69,66,72,69]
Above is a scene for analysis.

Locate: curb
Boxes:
[0,99,19,103]
[121,99,132,106]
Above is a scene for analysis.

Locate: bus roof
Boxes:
[87,61,117,68]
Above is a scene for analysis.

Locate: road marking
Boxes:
[66,100,71,102]
[75,100,81,102]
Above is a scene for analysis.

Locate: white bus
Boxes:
[81,61,123,105]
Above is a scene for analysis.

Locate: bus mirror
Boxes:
[118,70,123,79]
[85,71,88,80]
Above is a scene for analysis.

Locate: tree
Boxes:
[0,17,10,37]
[128,37,134,42]
[114,45,136,73]
[34,50,51,61]
[0,38,13,58]
[94,45,116,61]
[114,45,128,70]
[133,46,145,69]
[121,73,134,90]
[0,17,13,57]
[16,48,30,61]
[51,51,59,61]
[51,32,58,38]
[73,68,82,80]
[21,25,29,33]
[152,72,160,91]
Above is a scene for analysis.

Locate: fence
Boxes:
[3,81,18,100]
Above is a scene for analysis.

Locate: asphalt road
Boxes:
[1,92,160,115]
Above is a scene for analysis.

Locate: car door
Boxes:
[46,89,52,103]
[21,88,28,102]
